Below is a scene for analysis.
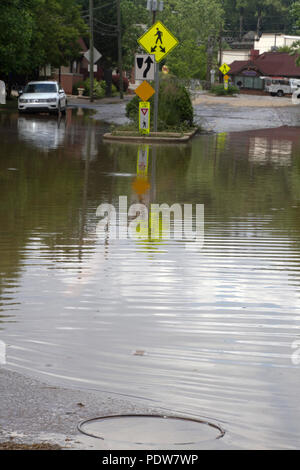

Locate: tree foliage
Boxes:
[161,0,224,79]
[0,0,87,79]
[0,0,34,76]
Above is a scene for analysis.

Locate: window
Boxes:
[24,83,57,93]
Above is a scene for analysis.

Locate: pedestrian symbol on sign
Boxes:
[138,21,179,62]
[139,101,150,135]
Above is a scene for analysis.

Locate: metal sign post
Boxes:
[138,21,178,132]
[153,61,159,132]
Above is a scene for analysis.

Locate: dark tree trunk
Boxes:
[239,7,244,41]
[257,9,262,36]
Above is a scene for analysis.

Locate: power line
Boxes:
[93,17,117,29]
[81,0,116,14]
[94,29,117,36]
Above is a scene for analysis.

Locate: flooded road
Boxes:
[1,109,300,449]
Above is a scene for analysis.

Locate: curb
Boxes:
[102,128,198,144]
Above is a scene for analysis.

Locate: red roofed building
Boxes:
[228,51,300,90]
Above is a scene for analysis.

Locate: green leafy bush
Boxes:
[126,75,194,131]
[210,84,240,96]
[73,79,106,98]
[72,80,85,95]
[111,84,118,96]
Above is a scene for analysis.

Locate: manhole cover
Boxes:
[78,414,224,446]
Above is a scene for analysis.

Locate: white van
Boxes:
[265,77,300,96]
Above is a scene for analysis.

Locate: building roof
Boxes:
[229,52,300,77]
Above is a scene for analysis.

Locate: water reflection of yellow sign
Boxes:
[137,145,149,176]
[138,21,179,63]
[132,145,150,196]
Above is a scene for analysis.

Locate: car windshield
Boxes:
[24,83,57,93]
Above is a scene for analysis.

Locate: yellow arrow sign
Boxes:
[219,63,231,75]
[138,21,179,63]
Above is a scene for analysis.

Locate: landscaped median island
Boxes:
[103,74,198,143]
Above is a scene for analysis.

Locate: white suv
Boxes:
[18,81,67,114]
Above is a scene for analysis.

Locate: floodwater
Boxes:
[1,108,300,449]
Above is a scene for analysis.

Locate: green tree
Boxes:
[78,0,148,70]
[0,0,34,76]
[161,0,224,79]
[30,0,87,71]
[0,0,87,82]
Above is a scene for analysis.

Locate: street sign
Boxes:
[135,54,155,81]
[219,63,231,75]
[224,74,229,81]
[138,21,179,63]
[135,80,155,102]
[224,81,229,90]
[88,64,98,72]
[139,101,150,134]
[84,47,102,63]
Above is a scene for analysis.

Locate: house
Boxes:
[52,38,104,94]
[228,51,300,90]
[220,33,300,66]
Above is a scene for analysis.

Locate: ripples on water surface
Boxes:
[1,110,300,448]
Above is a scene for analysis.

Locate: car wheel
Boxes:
[277,90,284,97]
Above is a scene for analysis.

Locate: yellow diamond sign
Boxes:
[138,21,179,63]
[219,63,231,75]
[135,80,155,102]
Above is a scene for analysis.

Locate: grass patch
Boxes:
[0,441,61,450]
[210,84,240,96]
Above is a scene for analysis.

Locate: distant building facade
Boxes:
[220,32,300,67]
[227,51,300,90]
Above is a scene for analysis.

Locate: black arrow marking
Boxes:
[143,56,154,78]
[151,46,157,52]
[160,46,166,53]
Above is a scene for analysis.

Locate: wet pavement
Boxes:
[68,96,132,126]
[67,94,300,133]
[1,107,300,449]
[194,103,300,133]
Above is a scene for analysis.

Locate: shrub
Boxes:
[72,80,85,95]
[84,78,106,98]
[210,84,240,96]
[72,79,107,98]
[111,84,118,96]
[112,74,129,92]
[126,74,194,131]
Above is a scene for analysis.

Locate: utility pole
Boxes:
[89,0,94,102]
[116,0,124,99]
[147,1,164,132]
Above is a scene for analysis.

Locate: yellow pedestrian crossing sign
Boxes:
[219,63,231,75]
[138,21,179,63]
